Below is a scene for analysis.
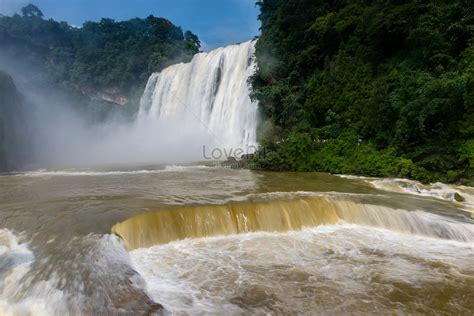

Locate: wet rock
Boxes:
[454,192,465,202]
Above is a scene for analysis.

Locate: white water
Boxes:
[0,230,154,315]
[16,165,211,177]
[370,178,474,207]
[337,175,474,214]
[139,41,259,151]
[130,225,474,314]
[0,229,59,316]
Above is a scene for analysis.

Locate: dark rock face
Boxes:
[0,71,29,171]
[80,85,129,106]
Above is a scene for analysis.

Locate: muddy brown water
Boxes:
[0,166,473,314]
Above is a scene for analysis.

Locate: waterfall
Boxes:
[112,193,474,250]
[139,41,258,151]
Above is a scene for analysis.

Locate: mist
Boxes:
[0,61,214,170]
[31,106,213,169]
[28,96,215,169]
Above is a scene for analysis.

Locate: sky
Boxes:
[0,0,260,50]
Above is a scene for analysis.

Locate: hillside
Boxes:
[0,4,200,111]
[251,0,474,184]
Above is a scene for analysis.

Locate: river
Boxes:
[0,165,473,314]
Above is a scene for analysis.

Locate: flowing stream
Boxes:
[0,167,473,314]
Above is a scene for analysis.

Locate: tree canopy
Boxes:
[0,5,200,102]
[251,0,474,184]
[21,4,43,18]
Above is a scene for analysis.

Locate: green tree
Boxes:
[251,0,474,184]
[0,5,200,111]
[21,4,43,18]
[185,30,201,50]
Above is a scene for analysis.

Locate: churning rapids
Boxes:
[1,42,474,315]
[1,167,473,315]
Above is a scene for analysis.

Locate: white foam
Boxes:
[0,231,155,315]
[130,225,474,314]
[163,165,211,171]
[0,229,64,316]
[15,165,211,177]
[369,178,474,209]
[335,174,474,212]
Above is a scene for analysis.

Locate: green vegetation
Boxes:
[251,0,474,184]
[0,4,200,106]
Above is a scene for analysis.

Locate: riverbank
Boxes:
[247,137,474,187]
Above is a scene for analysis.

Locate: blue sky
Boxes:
[0,0,260,50]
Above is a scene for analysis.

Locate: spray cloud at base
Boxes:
[1,41,258,170]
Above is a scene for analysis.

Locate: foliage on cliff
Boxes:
[0,4,200,102]
[251,0,474,184]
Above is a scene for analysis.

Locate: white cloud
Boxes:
[0,0,27,16]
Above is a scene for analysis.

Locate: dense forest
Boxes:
[0,4,200,113]
[251,0,474,184]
